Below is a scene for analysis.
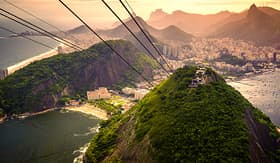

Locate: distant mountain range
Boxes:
[68,16,193,48]
[68,4,280,48]
[147,5,280,47]
[211,4,280,47]
[147,9,233,36]
[102,17,193,43]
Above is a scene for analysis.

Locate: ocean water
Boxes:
[0,29,59,69]
[0,110,99,162]
[228,70,280,126]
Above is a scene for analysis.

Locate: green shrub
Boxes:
[86,66,280,162]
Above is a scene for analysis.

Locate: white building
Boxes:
[87,87,111,100]
[122,87,135,95]
[122,87,149,100]
[134,89,149,100]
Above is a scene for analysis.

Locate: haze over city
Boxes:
[0,0,280,162]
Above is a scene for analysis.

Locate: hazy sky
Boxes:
[1,0,280,30]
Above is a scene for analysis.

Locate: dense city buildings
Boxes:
[162,38,280,77]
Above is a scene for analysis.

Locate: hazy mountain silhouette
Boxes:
[68,16,193,44]
[147,5,280,46]
[212,5,280,28]
[68,16,193,58]
[147,9,233,36]
[211,4,280,47]
[68,5,280,47]
[101,16,193,43]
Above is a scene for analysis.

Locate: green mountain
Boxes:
[85,66,280,162]
[0,40,157,115]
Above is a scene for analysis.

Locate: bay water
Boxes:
[0,110,99,162]
[0,27,59,69]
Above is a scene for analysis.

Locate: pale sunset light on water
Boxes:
[1,0,280,162]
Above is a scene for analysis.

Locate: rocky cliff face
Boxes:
[0,40,157,114]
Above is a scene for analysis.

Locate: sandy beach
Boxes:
[7,43,66,75]
[66,104,109,120]
[16,107,59,119]
[0,103,109,124]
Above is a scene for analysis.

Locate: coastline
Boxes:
[226,68,280,83]
[227,68,280,86]
[65,104,109,120]
[0,107,58,124]
[7,43,65,75]
[18,107,59,118]
[0,102,110,124]
[73,143,91,163]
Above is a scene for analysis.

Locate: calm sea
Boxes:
[229,70,280,126]
[0,110,99,162]
[0,27,59,69]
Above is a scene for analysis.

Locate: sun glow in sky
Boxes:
[1,0,280,29]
